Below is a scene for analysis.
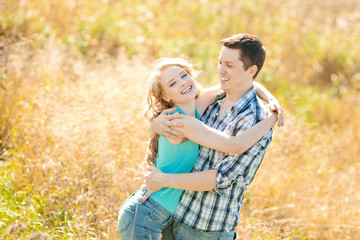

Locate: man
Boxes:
[144,33,282,239]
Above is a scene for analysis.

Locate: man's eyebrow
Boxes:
[219,59,234,64]
[218,58,232,63]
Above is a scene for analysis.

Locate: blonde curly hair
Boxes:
[144,57,201,166]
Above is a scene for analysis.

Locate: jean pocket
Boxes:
[150,208,173,227]
[118,207,135,233]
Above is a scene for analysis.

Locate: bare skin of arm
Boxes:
[150,82,284,140]
[167,113,277,154]
[143,83,281,200]
[142,112,277,201]
[142,167,217,196]
[196,82,283,120]
[254,81,284,126]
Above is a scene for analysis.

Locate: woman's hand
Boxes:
[268,98,284,127]
[141,167,166,202]
[150,107,184,139]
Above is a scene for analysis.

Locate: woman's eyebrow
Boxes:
[178,70,186,75]
[167,78,175,84]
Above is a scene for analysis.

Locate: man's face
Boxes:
[217,46,253,95]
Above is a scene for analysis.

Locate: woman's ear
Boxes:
[248,65,258,79]
[162,95,171,102]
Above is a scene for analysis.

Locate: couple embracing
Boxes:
[118,33,284,240]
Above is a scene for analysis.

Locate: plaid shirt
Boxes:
[173,87,273,232]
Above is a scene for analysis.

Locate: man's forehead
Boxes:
[219,47,241,61]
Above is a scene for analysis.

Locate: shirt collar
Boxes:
[215,86,257,114]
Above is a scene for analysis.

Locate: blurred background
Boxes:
[1,0,360,239]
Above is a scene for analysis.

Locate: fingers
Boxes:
[277,114,284,127]
[267,100,285,127]
[166,119,184,128]
[167,112,184,121]
[161,107,178,115]
[269,102,276,111]
[142,191,153,203]
[276,108,284,127]
[164,129,183,139]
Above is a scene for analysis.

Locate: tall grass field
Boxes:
[1,0,360,239]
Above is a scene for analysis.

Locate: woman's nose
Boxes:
[180,78,187,85]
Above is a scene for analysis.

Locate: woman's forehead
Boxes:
[160,65,185,79]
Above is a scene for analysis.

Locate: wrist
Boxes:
[269,97,278,104]
[271,112,278,124]
[160,172,169,188]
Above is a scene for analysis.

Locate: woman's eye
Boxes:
[170,82,176,87]
[181,73,187,78]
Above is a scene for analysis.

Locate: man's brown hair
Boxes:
[220,33,266,79]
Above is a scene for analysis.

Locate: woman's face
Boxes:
[159,65,197,105]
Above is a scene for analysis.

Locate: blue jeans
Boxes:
[162,220,236,240]
[118,190,173,240]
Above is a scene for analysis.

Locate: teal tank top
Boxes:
[149,107,200,214]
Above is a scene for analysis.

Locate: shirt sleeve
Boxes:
[212,116,273,195]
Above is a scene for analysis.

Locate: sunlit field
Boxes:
[1,0,360,239]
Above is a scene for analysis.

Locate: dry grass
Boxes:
[1,40,151,239]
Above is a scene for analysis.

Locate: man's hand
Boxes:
[150,107,184,139]
[141,167,166,202]
[268,98,284,127]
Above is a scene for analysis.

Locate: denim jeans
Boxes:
[118,189,173,240]
[162,220,236,240]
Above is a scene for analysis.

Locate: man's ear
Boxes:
[248,65,258,79]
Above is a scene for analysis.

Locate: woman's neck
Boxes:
[175,100,196,117]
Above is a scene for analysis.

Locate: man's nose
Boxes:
[218,64,225,73]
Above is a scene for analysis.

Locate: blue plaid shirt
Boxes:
[173,87,273,232]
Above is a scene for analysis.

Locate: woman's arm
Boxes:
[141,113,276,201]
[195,82,284,126]
[173,113,277,154]
[195,84,221,116]
[254,81,284,126]
[254,81,275,103]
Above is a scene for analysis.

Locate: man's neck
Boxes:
[224,83,253,106]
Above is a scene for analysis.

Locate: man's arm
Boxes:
[143,113,273,201]
[142,167,217,202]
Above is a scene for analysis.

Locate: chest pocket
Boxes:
[223,125,236,136]
[213,151,231,167]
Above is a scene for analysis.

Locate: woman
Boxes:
[118,58,279,239]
